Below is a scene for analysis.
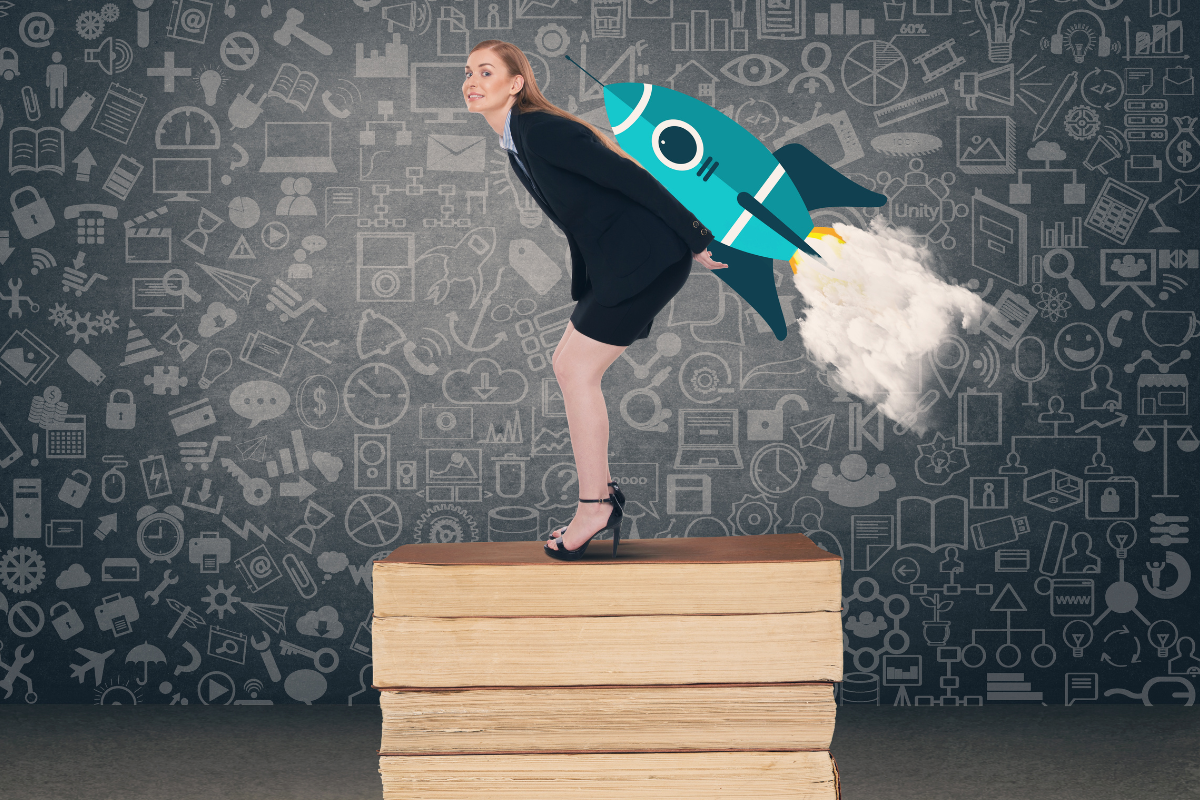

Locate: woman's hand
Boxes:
[693,249,729,269]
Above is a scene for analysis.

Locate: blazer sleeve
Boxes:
[526,115,715,255]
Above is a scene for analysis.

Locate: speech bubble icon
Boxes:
[229,380,291,427]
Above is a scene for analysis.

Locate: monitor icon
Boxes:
[260,122,337,173]
[410,63,472,124]
[152,158,212,202]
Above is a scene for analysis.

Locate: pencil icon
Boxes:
[1034,72,1078,142]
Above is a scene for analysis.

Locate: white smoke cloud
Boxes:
[791,217,991,436]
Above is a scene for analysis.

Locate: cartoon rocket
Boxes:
[602,81,888,340]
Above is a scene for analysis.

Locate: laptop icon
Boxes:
[259,121,337,173]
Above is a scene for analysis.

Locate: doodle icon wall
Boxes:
[0,0,1196,707]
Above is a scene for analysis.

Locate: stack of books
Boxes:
[372,532,843,799]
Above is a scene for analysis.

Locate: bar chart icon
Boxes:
[813,2,874,36]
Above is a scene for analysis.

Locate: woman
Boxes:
[463,40,728,560]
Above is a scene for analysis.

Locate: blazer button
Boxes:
[693,221,699,228]
[701,228,708,235]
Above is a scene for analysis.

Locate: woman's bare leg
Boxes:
[546,323,626,552]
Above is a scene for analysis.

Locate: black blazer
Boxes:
[506,106,715,306]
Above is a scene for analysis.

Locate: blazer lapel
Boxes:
[508,110,564,228]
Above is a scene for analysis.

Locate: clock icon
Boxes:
[136,504,186,563]
[750,443,806,495]
[344,363,410,429]
[155,106,221,149]
[227,196,260,229]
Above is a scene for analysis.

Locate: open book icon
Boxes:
[268,62,318,112]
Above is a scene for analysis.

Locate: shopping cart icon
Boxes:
[179,435,230,471]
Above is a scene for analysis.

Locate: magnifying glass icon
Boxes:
[1040,249,1095,310]
[163,269,202,304]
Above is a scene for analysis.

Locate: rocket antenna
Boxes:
[564,55,606,88]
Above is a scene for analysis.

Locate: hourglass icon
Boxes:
[1011,335,1049,406]
[1133,420,1198,498]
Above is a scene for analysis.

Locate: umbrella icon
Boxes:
[126,641,166,686]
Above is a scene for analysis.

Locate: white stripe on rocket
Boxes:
[720,163,786,246]
[612,84,653,135]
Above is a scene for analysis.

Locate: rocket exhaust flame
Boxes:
[791,218,991,436]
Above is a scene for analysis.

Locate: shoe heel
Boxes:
[612,517,621,556]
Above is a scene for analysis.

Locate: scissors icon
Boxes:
[163,269,203,304]
[1037,249,1095,310]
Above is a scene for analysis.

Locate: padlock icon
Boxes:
[106,389,137,429]
[10,186,56,240]
[57,470,92,509]
[1101,487,1120,513]
[51,601,85,640]
[746,394,809,441]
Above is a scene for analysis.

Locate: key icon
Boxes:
[278,639,339,673]
[220,458,272,506]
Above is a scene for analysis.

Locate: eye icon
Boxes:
[720,54,788,87]
[651,119,704,171]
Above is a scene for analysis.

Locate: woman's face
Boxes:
[463,49,523,115]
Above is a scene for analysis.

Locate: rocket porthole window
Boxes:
[651,119,704,171]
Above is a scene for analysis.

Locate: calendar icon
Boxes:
[47,415,87,459]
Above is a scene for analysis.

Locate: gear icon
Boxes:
[97,310,120,334]
[49,302,72,328]
[76,10,104,39]
[202,580,241,619]
[535,23,570,57]
[67,311,101,345]
[100,2,121,22]
[1,546,47,595]
[1064,105,1101,141]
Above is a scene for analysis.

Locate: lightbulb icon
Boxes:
[199,347,233,389]
[974,0,1026,64]
[199,69,223,106]
[1106,520,1137,559]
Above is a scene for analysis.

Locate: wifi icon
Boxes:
[30,247,56,276]
[972,341,1002,387]
[1159,274,1187,301]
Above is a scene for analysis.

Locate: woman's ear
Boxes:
[511,73,524,96]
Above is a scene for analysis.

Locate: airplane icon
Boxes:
[70,648,115,686]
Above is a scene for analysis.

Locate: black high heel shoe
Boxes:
[550,481,625,540]
[543,496,623,560]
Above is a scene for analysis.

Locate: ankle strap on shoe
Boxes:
[579,497,613,503]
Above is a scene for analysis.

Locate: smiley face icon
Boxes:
[1054,322,1104,371]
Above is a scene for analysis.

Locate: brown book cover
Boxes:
[377,531,841,565]
[377,682,837,754]
[372,532,843,618]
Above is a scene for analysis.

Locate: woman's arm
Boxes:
[526,114,716,256]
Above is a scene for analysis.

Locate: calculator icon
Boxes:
[47,415,87,459]
[1085,178,1148,245]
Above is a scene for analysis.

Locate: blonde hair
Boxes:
[469,39,641,166]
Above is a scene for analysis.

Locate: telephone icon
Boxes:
[64,204,119,246]
[321,90,351,119]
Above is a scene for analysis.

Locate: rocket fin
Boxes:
[773,142,888,211]
[707,240,789,341]
[736,192,824,262]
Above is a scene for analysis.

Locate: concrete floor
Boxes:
[0,705,1195,799]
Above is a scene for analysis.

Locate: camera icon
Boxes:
[419,403,473,439]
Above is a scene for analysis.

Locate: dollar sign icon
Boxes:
[1177,141,1193,169]
[313,386,327,418]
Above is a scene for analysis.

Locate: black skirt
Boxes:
[570,250,694,347]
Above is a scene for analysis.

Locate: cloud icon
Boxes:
[297,605,343,639]
[311,450,343,482]
[199,301,237,338]
[57,563,91,590]
[316,551,349,574]
[443,357,529,404]
[1027,141,1066,162]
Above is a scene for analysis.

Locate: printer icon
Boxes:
[1125,154,1162,184]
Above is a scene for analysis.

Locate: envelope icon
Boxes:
[426,134,486,172]
[1163,67,1194,96]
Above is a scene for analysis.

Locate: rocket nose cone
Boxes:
[605,82,645,110]
[604,83,650,134]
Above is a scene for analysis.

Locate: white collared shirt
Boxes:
[499,106,528,176]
